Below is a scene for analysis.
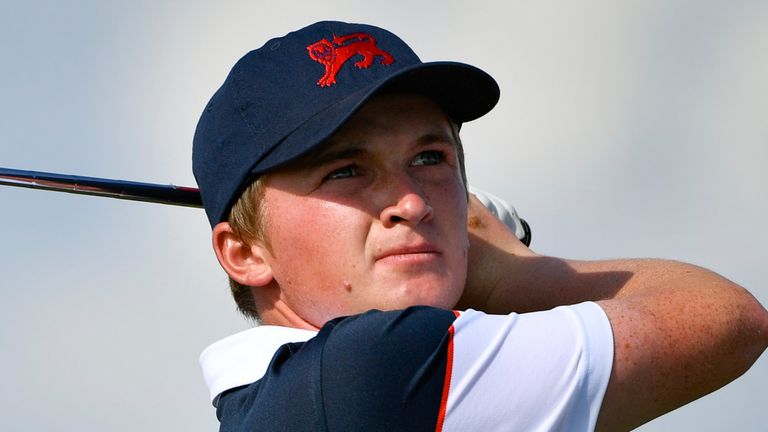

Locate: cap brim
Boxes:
[250,61,499,177]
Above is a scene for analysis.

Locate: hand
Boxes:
[457,194,536,311]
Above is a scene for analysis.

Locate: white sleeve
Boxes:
[443,302,613,432]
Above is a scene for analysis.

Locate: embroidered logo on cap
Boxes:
[307,33,394,87]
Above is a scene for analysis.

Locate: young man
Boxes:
[193,21,768,431]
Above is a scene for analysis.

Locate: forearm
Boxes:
[460,194,761,313]
[460,193,636,312]
[458,251,629,313]
[461,252,703,313]
[463,237,767,336]
[460,194,767,332]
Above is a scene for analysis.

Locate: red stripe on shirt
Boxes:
[435,310,460,432]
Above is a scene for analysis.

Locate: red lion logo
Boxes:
[307,32,394,87]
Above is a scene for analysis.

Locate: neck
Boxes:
[253,284,320,331]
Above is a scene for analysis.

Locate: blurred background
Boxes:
[1,0,765,430]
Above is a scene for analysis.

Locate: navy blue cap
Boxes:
[193,21,500,227]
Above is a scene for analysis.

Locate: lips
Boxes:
[374,243,442,264]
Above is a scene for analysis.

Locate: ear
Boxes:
[212,222,274,287]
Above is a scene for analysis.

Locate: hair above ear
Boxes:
[212,222,274,287]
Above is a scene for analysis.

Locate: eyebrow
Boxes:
[305,145,369,168]
[306,130,457,168]
[416,131,456,147]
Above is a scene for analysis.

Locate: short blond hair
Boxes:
[227,122,467,322]
[227,177,268,322]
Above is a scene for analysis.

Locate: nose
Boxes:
[380,190,433,228]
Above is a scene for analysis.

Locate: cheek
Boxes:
[435,179,468,239]
[265,197,367,280]
[268,200,331,258]
[441,180,470,279]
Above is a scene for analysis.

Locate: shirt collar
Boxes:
[199,326,317,406]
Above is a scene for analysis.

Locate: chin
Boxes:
[391,282,461,311]
[360,271,462,312]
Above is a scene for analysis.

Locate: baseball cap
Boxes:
[193,20,500,227]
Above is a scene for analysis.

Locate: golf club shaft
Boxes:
[0,167,202,208]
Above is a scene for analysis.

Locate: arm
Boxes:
[595,262,768,430]
[459,194,632,313]
[460,194,768,431]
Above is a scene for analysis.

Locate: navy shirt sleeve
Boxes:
[216,307,457,432]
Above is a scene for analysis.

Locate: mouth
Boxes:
[375,244,442,265]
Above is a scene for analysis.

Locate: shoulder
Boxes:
[216,307,459,431]
[321,306,459,362]
[318,307,460,430]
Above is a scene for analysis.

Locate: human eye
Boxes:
[411,150,445,166]
[324,165,358,180]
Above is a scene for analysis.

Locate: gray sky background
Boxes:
[1,1,766,430]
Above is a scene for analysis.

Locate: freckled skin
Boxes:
[258,94,469,328]
[467,215,483,230]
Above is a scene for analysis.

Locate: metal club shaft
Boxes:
[0,167,202,208]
